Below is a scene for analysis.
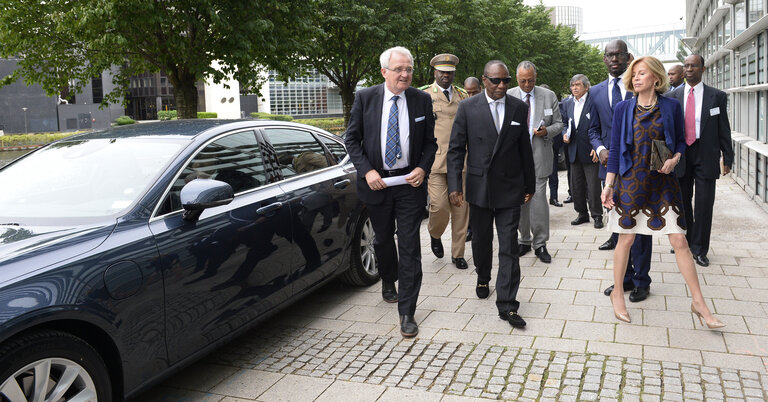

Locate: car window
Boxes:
[158,131,265,215]
[318,134,347,163]
[263,128,333,180]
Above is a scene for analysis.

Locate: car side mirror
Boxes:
[180,179,234,221]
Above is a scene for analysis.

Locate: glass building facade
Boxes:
[267,70,344,117]
[549,6,583,34]
[686,0,768,210]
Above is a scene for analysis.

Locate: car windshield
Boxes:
[0,138,184,219]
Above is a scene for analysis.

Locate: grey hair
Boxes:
[380,47,414,69]
[516,60,537,74]
[570,74,591,88]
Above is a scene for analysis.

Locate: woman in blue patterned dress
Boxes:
[601,56,724,329]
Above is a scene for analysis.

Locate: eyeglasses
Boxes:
[484,75,512,85]
[604,52,628,59]
[385,67,414,74]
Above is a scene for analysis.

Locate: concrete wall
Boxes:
[0,58,59,134]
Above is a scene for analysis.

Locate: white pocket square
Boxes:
[414,116,425,122]
[586,113,591,119]
[511,121,521,126]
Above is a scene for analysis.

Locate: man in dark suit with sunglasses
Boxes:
[447,60,535,328]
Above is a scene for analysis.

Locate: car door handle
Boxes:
[334,179,351,189]
[257,202,283,215]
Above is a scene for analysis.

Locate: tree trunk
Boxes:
[170,73,199,119]
[340,84,356,128]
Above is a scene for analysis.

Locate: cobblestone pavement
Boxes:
[141,174,768,401]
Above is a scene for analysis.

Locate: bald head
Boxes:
[668,65,684,88]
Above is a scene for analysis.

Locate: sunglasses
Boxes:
[484,75,512,85]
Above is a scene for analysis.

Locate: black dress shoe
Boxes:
[604,282,635,296]
[381,281,398,303]
[629,287,650,302]
[563,195,573,203]
[430,236,444,258]
[694,254,710,267]
[535,246,551,263]
[400,315,418,337]
[593,216,604,229]
[452,257,468,269]
[549,198,563,207]
[499,311,526,328]
[519,244,532,256]
[598,238,616,250]
[476,282,489,299]
[571,214,590,225]
[465,228,473,242]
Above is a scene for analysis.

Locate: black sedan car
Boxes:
[0,120,378,401]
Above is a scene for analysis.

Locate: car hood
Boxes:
[0,223,115,285]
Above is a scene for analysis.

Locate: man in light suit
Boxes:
[447,60,535,328]
[344,46,437,337]
[670,54,734,267]
[588,39,653,302]
[562,74,603,228]
[507,61,563,264]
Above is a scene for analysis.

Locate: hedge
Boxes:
[158,110,177,120]
[115,116,136,125]
[0,132,81,148]
[250,112,293,121]
[197,112,217,119]
[294,118,345,135]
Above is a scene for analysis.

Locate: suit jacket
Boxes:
[670,84,734,179]
[423,82,469,173]
[507,86,564,178]
[607,96,686,177]
[564,94,596,164]
[344,84,437,204]
[446,93,535,209]
[588,77,634,179]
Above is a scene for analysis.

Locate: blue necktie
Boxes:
[611,78,622,110]
[384,95,401,168]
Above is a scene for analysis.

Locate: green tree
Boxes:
[0,0,311,119]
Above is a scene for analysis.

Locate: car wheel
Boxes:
[0,330,112,402]
[340,209,379,286]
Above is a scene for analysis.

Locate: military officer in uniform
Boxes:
[420,53,470,269]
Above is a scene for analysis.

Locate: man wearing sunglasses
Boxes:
[447,60,535,328]
[344,46,437,338]
[507,61,564,264]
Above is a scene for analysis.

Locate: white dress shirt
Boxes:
[380,86,410,170]
[437,83,453,101]
[484,91,505,132]
[573,93,588,130]
[683,82,704,140]
[607,74,628,106]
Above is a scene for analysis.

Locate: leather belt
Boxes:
[378,167,411,177]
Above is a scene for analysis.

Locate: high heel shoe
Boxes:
[691,303,725,329]
[610,292,631,323]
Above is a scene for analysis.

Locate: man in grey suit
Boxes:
[447,60,535,328]
[507,61,563,263]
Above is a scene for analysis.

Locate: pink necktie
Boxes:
[685,87,696,146]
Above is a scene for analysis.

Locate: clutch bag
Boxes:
[650,139,672,171]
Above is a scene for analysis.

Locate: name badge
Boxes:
[710,107,720,116]
[415,116,425,122]
[544,108,553,116]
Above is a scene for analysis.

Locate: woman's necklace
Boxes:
[637,95,657,111]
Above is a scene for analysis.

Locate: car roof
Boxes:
[72,119,329,140]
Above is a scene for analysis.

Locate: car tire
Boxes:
[340,209,379,286]
[0,330,112,402]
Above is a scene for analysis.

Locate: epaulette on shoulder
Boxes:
[418,84,431,90]
[455,86,468,95]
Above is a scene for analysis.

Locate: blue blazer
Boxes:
[606,95,685,177]
[587,78,634,179]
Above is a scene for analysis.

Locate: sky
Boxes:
[523,0,687,34]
